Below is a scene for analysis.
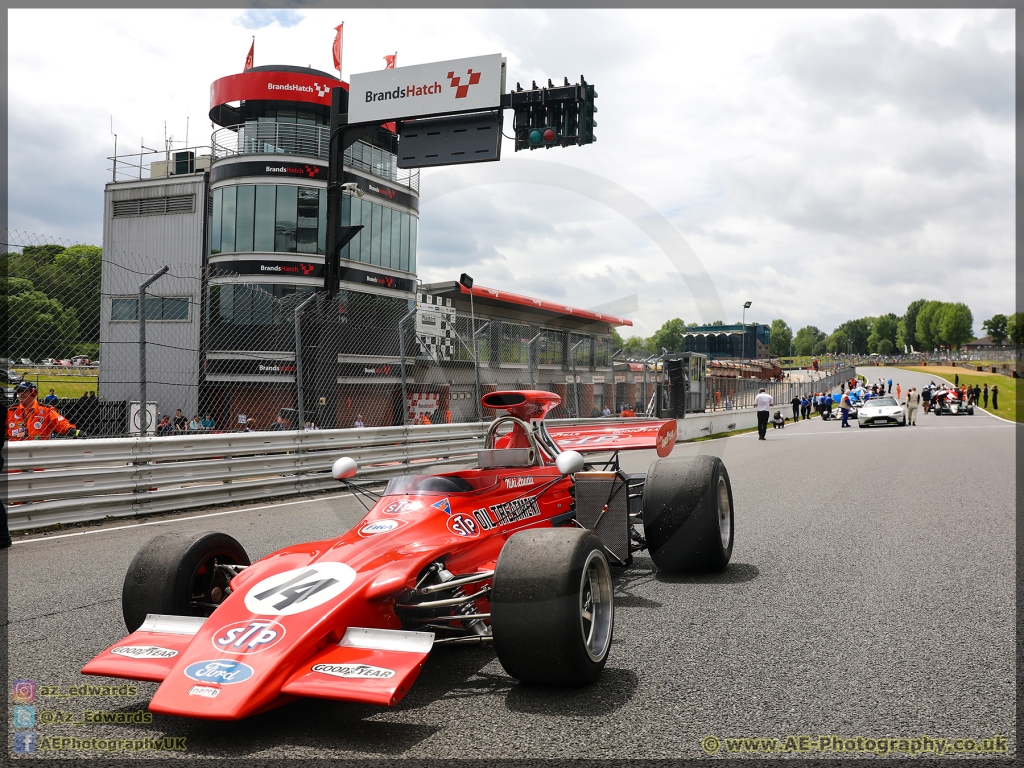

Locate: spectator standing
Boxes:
[43,389,58,406]
[602,406,611,417]
[839,391,852,428]
[905,387,919,425]
[6,381,78,440]
[754,388,773,440]
[896,383,901,401]
[991,384,998,410]
[887,378,892,393]
[354,415,365,428]
[983,384,989,408]
[954,373,959,386]
[921,387,932,413]
[800,395,811,420]
[791,394,800,421]
[172,409,187,431]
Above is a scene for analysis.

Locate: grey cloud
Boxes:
[898,140,990,178]
[775,14,1014,123]
[8,108,105,243]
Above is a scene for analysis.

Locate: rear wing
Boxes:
[545,420,677,457]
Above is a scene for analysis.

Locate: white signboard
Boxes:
[349,54,504,123]
[129,401,157,436]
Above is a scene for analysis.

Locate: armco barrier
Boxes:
[6,411,764,532]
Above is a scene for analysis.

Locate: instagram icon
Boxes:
[11,680,35,704]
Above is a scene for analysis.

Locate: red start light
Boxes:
[543,128,556,143]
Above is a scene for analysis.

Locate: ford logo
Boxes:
[183,660,254,685]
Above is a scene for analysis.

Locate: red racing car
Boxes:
[83,391,735,719]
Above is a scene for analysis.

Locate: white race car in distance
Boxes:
[857,397,906,428]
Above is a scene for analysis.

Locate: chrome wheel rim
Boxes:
[717,476,732,550]
[579,550,613,662]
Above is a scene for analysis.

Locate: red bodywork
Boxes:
[82,392,677,719]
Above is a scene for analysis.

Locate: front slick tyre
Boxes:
[642,455,734,573]
[122,531,250,633]
[491,528,613,686]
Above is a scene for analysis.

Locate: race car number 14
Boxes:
[243,562,357,616]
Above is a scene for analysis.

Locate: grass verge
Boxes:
[899,366,1018,423]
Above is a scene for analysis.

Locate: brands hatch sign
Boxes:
[348,54,504,123]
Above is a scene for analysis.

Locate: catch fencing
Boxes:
[4,228,619,440]
[705,367,856,411]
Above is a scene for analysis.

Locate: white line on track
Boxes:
[12,492,356,545]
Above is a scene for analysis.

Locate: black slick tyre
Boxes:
[491,528,613,686]
[122,531,250,633]
[641,455,734,573]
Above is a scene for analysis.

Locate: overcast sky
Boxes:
[8,9,1014,337]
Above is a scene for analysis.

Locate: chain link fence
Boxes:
[705,367,855,412]
[5,229,621,438]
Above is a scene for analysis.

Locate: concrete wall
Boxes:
[99,175,207,423]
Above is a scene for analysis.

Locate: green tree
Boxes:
[876,338,895,355]
[981,314,1009,345]
[4,278,80,359]
[1007,313,1024,346]
[826,330,849,355]
[835,318,871,354]
[812,339,828,356]
[793,325,825,356]
[915,301,944,351]
[898,299,927,351]
[621,335,654,357]
[867,313,898,354]
[650,318,688,353]
[51,245,102,344]
[938,303,973,349]
[769,319,793,357]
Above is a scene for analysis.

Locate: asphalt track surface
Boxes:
[5,366,1016,760]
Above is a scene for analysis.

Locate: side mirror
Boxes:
[555,450,585,476]
[332,456,358,480]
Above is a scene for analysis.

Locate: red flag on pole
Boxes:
[332,23,344,74]
[384,53,397,69]
[244,38,254,71]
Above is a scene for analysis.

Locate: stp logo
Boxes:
[213,620,286,654]
[447,68,481,99]
[447,514,479,538]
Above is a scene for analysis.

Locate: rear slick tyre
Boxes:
[122,531,250,633]
[641,455,734,573]
[491,528,613,686]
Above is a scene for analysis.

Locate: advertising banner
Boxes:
[349,54,504,123]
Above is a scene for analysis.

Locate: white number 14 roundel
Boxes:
[244,562,357,616]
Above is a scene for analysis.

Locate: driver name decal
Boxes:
[505,476,535,489]
[244,562,357,616]
[312,663,395,679]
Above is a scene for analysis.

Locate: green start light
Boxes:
[529,129,543,145]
